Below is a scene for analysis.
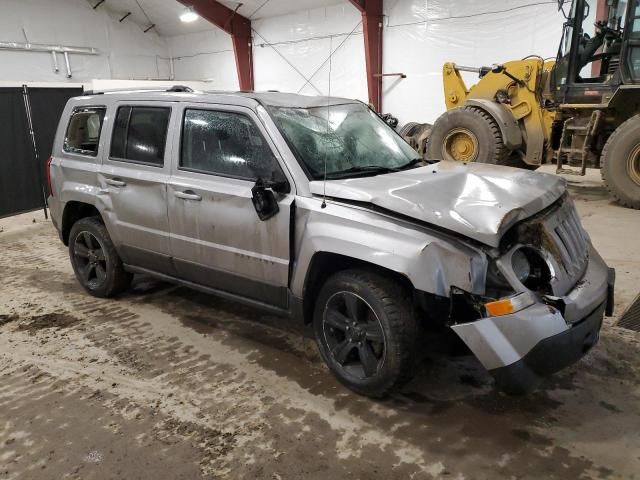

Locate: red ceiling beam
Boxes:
[177,0,254,90]
[348,0,383,111]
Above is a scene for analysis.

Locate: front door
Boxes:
[100,102,175,273]
[167,104,293,308]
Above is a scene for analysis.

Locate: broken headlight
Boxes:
[511,249,531,283]
[512,247,552,293]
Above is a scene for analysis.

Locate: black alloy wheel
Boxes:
[73,231,108,290]
[313,269,417,397]
[68,217,132,297]
[322,291,386,380]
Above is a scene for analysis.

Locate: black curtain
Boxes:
[0,86,82,218]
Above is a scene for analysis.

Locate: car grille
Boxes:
[550,202,589,279]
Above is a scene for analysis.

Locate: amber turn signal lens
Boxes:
[484,298,515,316]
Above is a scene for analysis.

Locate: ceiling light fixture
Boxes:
[180,7,199,23]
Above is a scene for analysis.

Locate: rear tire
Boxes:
[601,115,640,209]
[426,106,508,164]
[68,217,132,298]
[313,269,417,397]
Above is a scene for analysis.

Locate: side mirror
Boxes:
[251,179,280,221]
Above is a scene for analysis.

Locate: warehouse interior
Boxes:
[1,0,639,478]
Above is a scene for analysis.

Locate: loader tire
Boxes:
[426,106,508,164]
[398,122,421,137]
[601,115,640,210]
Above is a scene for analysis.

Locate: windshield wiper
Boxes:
[325,165,399,179]
[324,159,428,179]
[396,158,427,170]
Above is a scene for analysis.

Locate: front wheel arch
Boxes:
[301,252,415,326]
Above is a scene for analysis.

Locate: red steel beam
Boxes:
[348,0,383,111]
[177,0,253,90]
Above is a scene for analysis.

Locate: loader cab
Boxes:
[551,0,640,104]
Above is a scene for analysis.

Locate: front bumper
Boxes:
[451,245,614,394]
[490,301,604,394]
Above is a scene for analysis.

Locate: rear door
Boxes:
[100,102,175,274]
[167,104,293,308]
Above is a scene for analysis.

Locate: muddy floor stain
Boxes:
[0,220,638,479]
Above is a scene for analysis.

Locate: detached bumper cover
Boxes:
[490,302,604,393]
[451,245,613,393]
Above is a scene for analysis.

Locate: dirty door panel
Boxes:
[100,103,174,274]
[168,106,291,307]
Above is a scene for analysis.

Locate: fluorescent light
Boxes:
[180,8,199,23]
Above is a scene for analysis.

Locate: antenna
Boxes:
[321,36,332,209]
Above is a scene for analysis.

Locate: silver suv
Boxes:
[47,87,614,397]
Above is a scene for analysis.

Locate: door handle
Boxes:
[105,178,127,187]
[174,190,202,201]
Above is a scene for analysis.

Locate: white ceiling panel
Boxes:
[87,0,346,38]
[219,0,345,20]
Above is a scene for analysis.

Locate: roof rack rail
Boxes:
[80,85,195,96]
[166,85,194,92]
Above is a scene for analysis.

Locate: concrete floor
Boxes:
[1,168,639,480]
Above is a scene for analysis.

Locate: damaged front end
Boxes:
[447,195,615,394]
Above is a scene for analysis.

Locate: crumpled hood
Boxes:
[309,161,566,247]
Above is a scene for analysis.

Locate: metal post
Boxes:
[63,51,72,78]
[51,51,59,73]
[348,0,383,112]
[21,85,48,220]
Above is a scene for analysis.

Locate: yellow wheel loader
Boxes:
[422,0,640,209]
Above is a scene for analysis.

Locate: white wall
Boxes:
[383,0,566,124]
[0,0,171,82]
[251,4,367,100]
[167,29,237,88]
[166,2,367,99]
[166,0,566,124]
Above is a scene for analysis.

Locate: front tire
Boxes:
[426,106,508,164]
[68,217,132,298]
[601,115,640,210]
[313,270,417,397]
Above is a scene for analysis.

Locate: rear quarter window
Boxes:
[63,106,106,157]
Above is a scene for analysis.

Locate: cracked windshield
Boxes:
[268,102,423,179]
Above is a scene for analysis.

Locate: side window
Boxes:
[180,109,279,180]
[64,107,106,156]
[110,106,170,166]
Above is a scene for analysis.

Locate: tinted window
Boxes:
[64,107,106,156]
[110,106,170,166]
[181,109,279,180]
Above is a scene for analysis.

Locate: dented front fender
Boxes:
[290,196,489,298]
